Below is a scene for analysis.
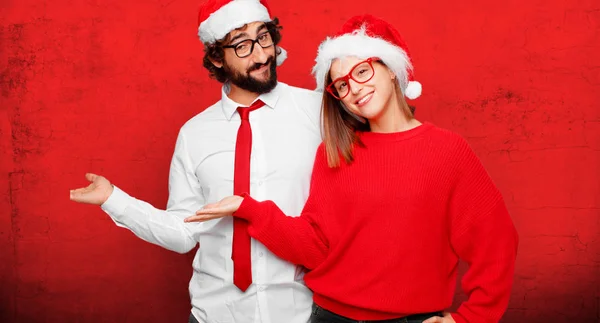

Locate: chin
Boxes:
[354,104,383,120]
[252,71,270,81]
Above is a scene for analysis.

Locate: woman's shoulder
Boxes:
[424,122,473,149]
[422,123,480,164]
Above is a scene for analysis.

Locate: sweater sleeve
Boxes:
[448,139,519,323]
[233,145,330,270]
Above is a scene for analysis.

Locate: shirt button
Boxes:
[259,252,264,257]
[259,286,265,292]
[258,181,263,186]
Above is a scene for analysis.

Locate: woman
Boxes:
[185,14,518,323]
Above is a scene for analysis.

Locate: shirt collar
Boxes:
[221,82,282,120]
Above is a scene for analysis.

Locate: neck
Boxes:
[227,83,260,106]
[368,96,420,133]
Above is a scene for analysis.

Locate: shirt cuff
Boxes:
[100,185,131,217]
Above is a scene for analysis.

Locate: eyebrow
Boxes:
[255,24,267,34]
[229,32,248,45]
[229,24,268,45]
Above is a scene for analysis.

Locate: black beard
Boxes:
[224,56,278,94]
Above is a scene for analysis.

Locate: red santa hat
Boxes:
[197,0,287,65]
[312,14,422,99]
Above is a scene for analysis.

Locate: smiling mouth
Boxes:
[355,91,374,106]
[252,64,269,73]
[248,57,274,74]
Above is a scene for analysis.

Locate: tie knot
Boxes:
[237,100,265,120]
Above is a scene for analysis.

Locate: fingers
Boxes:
[442,312,455,323]
[197,202,219,211]
[184,213,227,223]
[70,185,91,196]
[184,215,206,222]
[85,173,98,182]
[70,187,87,196]
[70,173,110,205]
[423,316,444,323]
[69,188,90,202]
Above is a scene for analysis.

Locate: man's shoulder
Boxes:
[279,82,322,101]
[179,100,223,133]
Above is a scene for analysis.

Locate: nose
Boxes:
[349,78,363,95]
[251,42,269,64]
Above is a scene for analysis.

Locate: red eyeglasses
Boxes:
[326,57,379,100]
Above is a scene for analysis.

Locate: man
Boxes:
[69,0,322,322]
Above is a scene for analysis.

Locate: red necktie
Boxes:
[232,99,265,292]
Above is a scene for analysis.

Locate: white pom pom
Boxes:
[276,47,287,66]
[405,81,422,100]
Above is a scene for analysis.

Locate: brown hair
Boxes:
[202,18,283,83]
[321,62,415,168]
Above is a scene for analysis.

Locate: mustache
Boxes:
[247,56,275,73]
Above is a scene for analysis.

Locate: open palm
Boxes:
[69,173,114,205]
[185,195,244,223]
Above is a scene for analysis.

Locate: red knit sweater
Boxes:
[235,123,518,323]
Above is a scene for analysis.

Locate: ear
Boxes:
[387,68,396,80]
[209,57,223,69]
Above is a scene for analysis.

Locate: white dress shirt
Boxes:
[101,82,322,323]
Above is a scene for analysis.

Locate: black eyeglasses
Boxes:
[222,31,274,58]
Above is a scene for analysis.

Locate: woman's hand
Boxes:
[184,195,244,222]
[423,312,456,323]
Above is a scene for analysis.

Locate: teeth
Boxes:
[358,93,372,104]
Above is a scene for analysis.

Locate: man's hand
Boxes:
[70,173,114,205]
[423,312,456,323]
[184,195,244,222]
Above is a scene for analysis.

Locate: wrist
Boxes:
[104,184,114,204]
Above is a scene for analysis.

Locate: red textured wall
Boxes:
[1,0,598,322]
